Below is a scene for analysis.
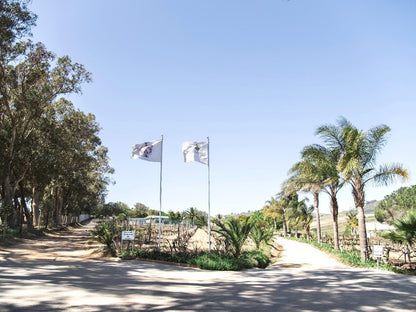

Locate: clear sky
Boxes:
[29,0,416,216]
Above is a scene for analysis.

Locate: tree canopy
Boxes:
[375,185,416,225]
[0,0,113,230]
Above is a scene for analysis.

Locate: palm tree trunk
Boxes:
[353,185,368,261]
[314,192,322,244]
[282,215,287,236]
[330,195,339,250]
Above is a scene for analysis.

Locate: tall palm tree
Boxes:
[317,117,408,261]
[286,164,323,244]
[292,144,344,249]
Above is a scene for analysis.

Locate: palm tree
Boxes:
[290,144,344,249]
[249,218,275,250]
[298,204,314,240]
[382,209,416,264]
[317,117,408,261]
[346,210,358,237]
[212,216,254,258]
[185,207,197,226]
[287,161,323,244]
[263,196,288,236]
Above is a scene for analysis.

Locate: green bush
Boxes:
[242,250,270,268]
[91,221,118,255]
[194,253,250,271]
[120,249,272,271]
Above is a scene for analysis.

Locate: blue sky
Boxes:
[29,0,416,215]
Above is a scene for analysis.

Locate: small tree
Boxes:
[382,209,416,264]
[249,216,275,250]
[213,216,253,258]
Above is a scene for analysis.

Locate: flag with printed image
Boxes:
[182,141,208,165]
[132,140,162,162]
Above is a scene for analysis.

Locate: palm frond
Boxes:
[369,164,409,186]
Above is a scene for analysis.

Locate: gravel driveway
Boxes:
[0,225,415,311]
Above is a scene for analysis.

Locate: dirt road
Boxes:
[0,223,415,311]
[0,219,105,261]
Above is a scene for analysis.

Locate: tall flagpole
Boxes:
[158,134,163,251]
[207,136,211,252]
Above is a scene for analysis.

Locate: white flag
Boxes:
[182,141,208,165]
[132,140,162,162]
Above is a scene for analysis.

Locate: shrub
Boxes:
[194,253,250,271]
[91,221,118,256]
[242,250,270,268]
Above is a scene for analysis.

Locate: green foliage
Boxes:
[120,249,271,271]
[213,216,254,258]
[382,209,416,248]
[249,216,275,249]
[115,213,127,222]
[345,210,358,234]
[128,203,150,218]
[97,202,129,218]
[195,214,208,228]
[91,221,118,256]
[168,211,183,223]
[0,0,113,229]
[242,250,271,268]
[194,253,250,271]
[375,186,416,224]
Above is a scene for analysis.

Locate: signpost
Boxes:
[122,231,135,241]
[373,244,383,269]
[121,231,135,251]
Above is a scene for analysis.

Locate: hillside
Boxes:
[311,200,379,235]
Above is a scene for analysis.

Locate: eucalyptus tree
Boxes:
[0,1,114,229]
[317,117,408,261]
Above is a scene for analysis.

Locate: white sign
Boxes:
[373,245,383,258]
[122,231,135,241]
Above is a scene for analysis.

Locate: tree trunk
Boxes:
[353,184,368,261]
[282,215,287,236]
[32,187,41,227]
[314,192,322,244]
[330,194,339,250]
[19,182,33,230]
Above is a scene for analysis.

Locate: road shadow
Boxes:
[0,259,415,311]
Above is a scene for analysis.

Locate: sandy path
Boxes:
[273,237,348,269]
[0,219,105,261]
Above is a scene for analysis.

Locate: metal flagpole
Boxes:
[207,136,211,252]
[158,134,163,251]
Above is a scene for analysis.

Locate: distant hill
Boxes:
[364,200,379,214]
[312,200,380,235]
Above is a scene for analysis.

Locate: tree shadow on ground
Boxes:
[0,259,415,311]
